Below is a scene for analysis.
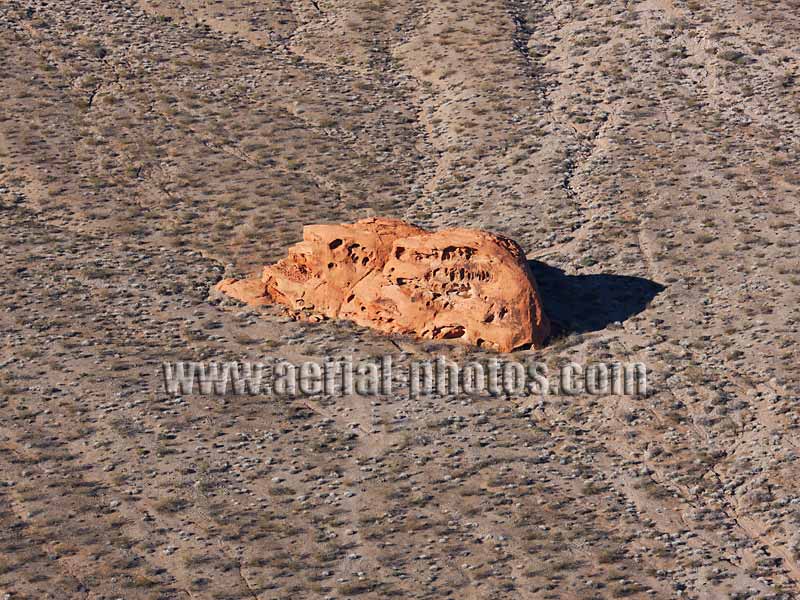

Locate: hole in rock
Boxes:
[438,325,465,339]
[329,239,343,250]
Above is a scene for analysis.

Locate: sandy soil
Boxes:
[1,0,799,598]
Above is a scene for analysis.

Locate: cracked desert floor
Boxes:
[1,0,800,598]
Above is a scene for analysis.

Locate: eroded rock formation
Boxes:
[216,218,550,351]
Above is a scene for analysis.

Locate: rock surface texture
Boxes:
[217,218,550,351]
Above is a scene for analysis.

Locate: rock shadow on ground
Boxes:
[527,260,665,335]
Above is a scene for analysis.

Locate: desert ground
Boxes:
[1,0,799,598]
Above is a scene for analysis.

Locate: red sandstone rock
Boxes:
[215,277,270,307]
[215,218,550,351]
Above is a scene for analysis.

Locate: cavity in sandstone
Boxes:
[216,218,550,351]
